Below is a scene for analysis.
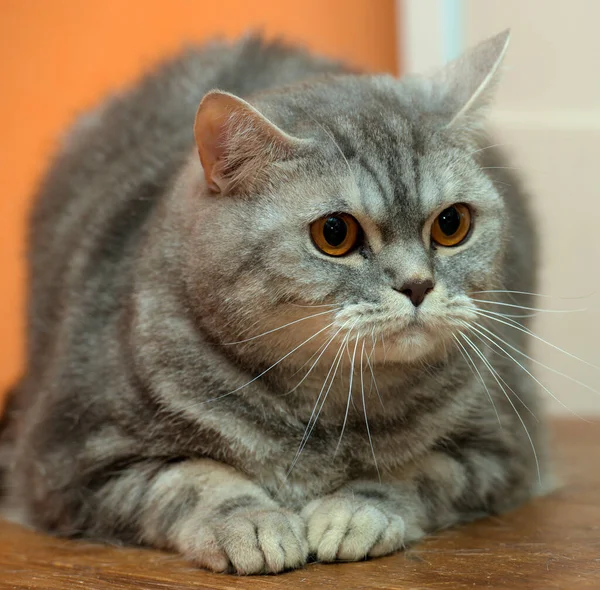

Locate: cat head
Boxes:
[180,31,511,368]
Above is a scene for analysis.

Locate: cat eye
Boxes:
[431,204,472,247]
[310,213,360,256]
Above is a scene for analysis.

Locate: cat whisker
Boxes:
[483,284,585,307]
[290,335,331,378]
[381,333,388,364]
[222,308,339,345]
[367,327,377,365]
[360,339,381,482]
[469,319,600,401]
[344,333,355,365]
[457,324,538,421]
[365,331,384,410]
[285,321,350,395]
[233,315,265,339]
[472,289,571,298]
[418,360,447,389]
[285,347,344,481]
[464,320,590,421]
[480,165,523,172]
[285,323,355,479]
[288,302,340,308]
[335,334,360,455]
[452,334,502,427]
[202,322,336,405]
[485,310,540,319]
[475,288,597,302]
[473,308,600,372]
[471,298,586,314]
[463,142,508,160]
[458,332,541,484]
[490,180,513,188]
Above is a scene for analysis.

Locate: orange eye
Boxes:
[431,204,472,247]
[310,213,360,256]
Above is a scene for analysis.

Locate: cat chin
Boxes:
[377,328,445,364]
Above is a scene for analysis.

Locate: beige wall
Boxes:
[466,1,600,415]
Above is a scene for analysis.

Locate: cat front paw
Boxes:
[179,508,308,574]
[302,496,405,562]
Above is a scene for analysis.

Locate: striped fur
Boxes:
[0,33,547,574]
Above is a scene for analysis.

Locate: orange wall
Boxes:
[0,0,398,403]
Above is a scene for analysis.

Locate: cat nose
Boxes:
[395,279,435,307]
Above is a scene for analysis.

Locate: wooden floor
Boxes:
[1,419,599,589]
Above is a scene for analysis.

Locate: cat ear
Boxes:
[429,29,510,134]
[194,90,297,195]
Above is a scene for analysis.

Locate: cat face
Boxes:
[262,121,505,364]
[185,32,511,367]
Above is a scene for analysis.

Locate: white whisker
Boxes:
[474,307,540,319]
[473,289,596,301]
[473,309,600,372]
[285,322,349,395]
[471,298,586,314]
[471,320,600,401]
[472,290,553,298]
[288,302,340,308]
[452,334,502,427]
[480,165,523,171]
[286,321,358,479]
[202,322,335,405]
[381,333,388,364]
[459,332,541,484]
[465,321,589,421]
[464,142,507,159]
[290,335,331,378]
[459,324,538,421]
[222,308,338,345]
[365,331,384,409]
[361,339,381,481]
[336,334,359,454]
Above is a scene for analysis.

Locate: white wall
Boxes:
[400,0,600,415]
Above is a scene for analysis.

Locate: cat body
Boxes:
[0,33,545,573]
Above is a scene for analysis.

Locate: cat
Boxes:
[0,30,548,574]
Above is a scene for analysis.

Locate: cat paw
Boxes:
[180,509,308,574]
[302,496,405,562]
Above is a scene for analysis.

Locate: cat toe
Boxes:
[367,514,406,557]
[215,508,308,574]
[302,496,405,562]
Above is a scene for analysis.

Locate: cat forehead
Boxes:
[254,76,493,224]
[308,118,475,223]
[351,148,468,234]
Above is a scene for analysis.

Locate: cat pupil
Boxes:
[323,216,347,246]
[438,207,461,236]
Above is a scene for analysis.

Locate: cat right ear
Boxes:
[424,30,510,139]
[194,91,298,196]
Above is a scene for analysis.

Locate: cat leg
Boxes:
[302,443,538,562]
[68,458,307,574]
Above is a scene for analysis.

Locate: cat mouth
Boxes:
[380,321,430,340]
[382,315,457,341]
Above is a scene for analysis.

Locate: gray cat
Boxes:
[0,30,548,574]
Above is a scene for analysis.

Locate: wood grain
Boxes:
[1,419,599,589]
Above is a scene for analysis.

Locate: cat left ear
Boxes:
[431,29,510,135]
[194,90,298,196]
